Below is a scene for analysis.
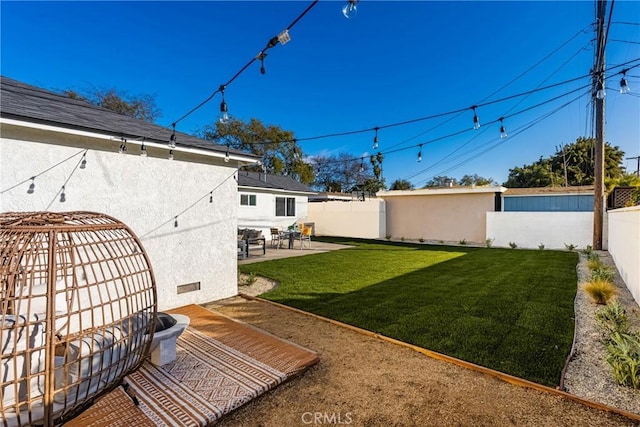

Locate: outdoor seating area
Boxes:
[237,228,266,260]
[269,223,314,250]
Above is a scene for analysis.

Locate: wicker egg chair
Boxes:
[0,212,157,426]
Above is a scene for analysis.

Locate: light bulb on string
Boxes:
[499,118,508,139]
[168,149,174,161]
[60,186,66,203]
[373,127,379,150]
[224,144,230,163]
[417,145,423,162]
[472,106,480,130]
[79,153,87,169]
[140,139,148,157]
[119,138,128,154]
[359,158,365,173]
[169,124,177,148]
[620,70,631,94]
[219,86,229,124]
[209,192,213,203]
[27,177,35,194]
[174,217,178,228]
[342,0,358,18]
[257,52,267,75]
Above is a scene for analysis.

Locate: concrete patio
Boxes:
[238,239,350,265]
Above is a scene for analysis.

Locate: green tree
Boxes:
[459,174,496,187]
[62,88,160,122]
[423,176,457,188]
[200,117,314,185]
[389,179,414,190]
[310,153,371,192]
[503,137,625,188]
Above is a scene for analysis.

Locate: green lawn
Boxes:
[239,237,578,387]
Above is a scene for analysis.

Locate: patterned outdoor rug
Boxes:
[66,305,319,426]
[125,328,288,426]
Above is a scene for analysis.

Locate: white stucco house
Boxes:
[0,76,258,311]
[237,170,316,237]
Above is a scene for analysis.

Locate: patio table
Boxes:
[280,231,300,249]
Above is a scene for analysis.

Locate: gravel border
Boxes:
[563,251,640,414]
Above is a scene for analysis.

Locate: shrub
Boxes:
[564,243,577,251]
[582,245,593,256]
[459,238,467,245]
[596,302,629,335]
[485,238,494,248]
[509,242,517,249]
[592,266,615,282]
[588,256,604,271]
[584,279,617,304]
[385,235,391,240]
[538,243,545,250]
[606,332,640,389]
[439,240,444,244]
[401,237,405,242]
[419,237,425,243]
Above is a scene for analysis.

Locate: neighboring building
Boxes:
[502,186,594,212]
[0,76,258,310]
[377,186,506,244]
[237,171,316,236]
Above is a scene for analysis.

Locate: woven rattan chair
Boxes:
[0,212,157,426]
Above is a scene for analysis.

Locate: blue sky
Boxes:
[2,1,639,187]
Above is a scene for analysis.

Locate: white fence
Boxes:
[486,212,596,250]
[608,206,640,305]
[307,199,386,239]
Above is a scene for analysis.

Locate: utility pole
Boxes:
[627,156,640,176]
[593,0,607,250]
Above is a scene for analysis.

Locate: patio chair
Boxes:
[300,225,312,249]
[270,227,282,249]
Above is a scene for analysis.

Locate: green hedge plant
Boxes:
[606,332,640,389]
[596,302,629,335]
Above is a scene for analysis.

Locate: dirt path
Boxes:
[205,297,638,427]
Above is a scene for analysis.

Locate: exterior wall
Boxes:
[486,212,594,249]
[1,134,240,311]
[608,206,640,305]
[307,199,386,239]
[504,194,594,212]
[237,188,309,236]
[384,192,496,244]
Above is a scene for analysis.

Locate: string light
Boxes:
[359,158,365,173]
[257,52,267,74]
[342,0,358,18]
[620,70,631,94]
[168,149,174,161]
[417,144,423,162]
[224,144,230,162]
[141,138,148,157]
[472,106,480,130]
[119,138,128,154]
[59,185,66,203]
[499,118,508,139]
[174,216,178,228]
[79,153,87,169]
[27,177,35,194]
[373,127,379,150]
[219,86,229,124]
[209,192,213,203]
[169,124,177,148]
[277,29,291,45]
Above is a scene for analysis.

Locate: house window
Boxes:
[240,194,256,206]
[275,197,296,217]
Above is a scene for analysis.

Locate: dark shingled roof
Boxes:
[0,76,253,158]
[237,171,316,194]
